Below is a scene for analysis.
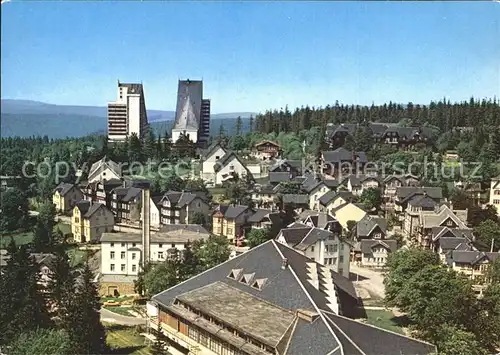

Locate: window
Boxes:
[110,251,115,259]
[333,244,338,253]
[159,243,163,248]
[121,264,125,272]
[188,327,199,341]
[340,243,344,251]
[227,228,233,235]
[158,251,164,259]
[215,156,220,160]
[121,252,125,259]
[229,165,235,170]
[132,243,136,247]
[110,243,114,247]
[132,265,137,272]
[132,253,136,260]
[338,267,343,275]
[310,246,315,252]
[110,264,115,271]
[171,243,175,248]
[121,242,125,247]
[339,256,344,263]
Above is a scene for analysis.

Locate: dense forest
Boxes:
[253,97,500,134]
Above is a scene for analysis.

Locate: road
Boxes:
[349,263,386,299]
[100,308,147,326]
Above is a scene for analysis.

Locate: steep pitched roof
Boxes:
[269,172,293,183]
[322,148,368,164]
[174,79,202,131]
[396,187,442,201]
[420,205,468,229]
[88,157,122,182]
[173,95,199,131]
[447,250,500,266]
[319,191,354,207]
[54,182,77,196]
[83,203,108,219]
[360,239,398,254]
[247,209,273,223]
[356,215,388,238]
[152,240,436,355]
[75,200,91,215]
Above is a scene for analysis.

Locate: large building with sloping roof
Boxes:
[148,240,436,355]
[171,79,211,147]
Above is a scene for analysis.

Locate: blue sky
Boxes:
[1,1,499,113]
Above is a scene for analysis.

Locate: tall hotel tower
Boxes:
[171,79,210,148]
[107,81,149,142]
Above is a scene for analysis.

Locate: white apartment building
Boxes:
[100,225,211,276]
[490,176,500,216]
[107,81,149,142]
[276,224,350,279]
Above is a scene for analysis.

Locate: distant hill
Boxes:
[0,99,257,139]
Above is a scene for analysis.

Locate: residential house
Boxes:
[269,159,302,175]
[325,122,391,149]
[88,178,123,207]
[446,250,500,296]
[213,152,253,186]
[0,251,56,287]
[304,176,339,211]
[360,240,398,268]
[380,126,434,149]
[147,239,436,355]
[402,193,440,235]
[87,156,122,183]
[200,143,228,183]
[430,227,476,262]
[246,209,284,237]
[110,186,142,223]
[382,175,422,208]
[321,148,367,177]
[52,182,84,214]
[489,175,500,216]
[337,175,382,196]
[72,201,114,243]
[0,175,21,191]
[298,211,342,232]
[395,187,443,215]
[252,140,281,160]
[356,215,388,240]
[252,184,281,209]
[276,216,350,278]
[99,224,210,296]
[405,204,469,248]
[212,205,254,244]
[159,191,210,225]
[318,191,356,213]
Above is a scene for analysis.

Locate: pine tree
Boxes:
[0,241,52,345]
[47,247,75,328]
[151,322,168,355]
[68,262,107,354]
[236,116,243,136]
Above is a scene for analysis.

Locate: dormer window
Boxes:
[239,273,255,285]
[251,278,268,290]
[227,269,243,280]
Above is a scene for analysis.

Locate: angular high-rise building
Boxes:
[171,79,210,147]
[107,81,149,142]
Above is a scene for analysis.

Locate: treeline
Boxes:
[253,97,500,135]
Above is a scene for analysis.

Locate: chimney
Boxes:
[141,187,151,267]
[296,309,319,323]
[281,258,288,270]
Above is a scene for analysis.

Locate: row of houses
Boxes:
[325,122,436,149]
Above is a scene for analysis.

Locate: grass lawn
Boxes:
[0,222,71,248]
[105,323,150,355]
[364,310,405,334]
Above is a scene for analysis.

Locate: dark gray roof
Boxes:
[219,205,249,219]
[152,240,435,355]
[301,213,337,229]
[295,228,334,250]
[322,148,368,164]
[269,172,293,183]
[202,142,227,159]
[54,182,77,196]
[438,237,475,251]
[360,239,398,254]
[122,187,142,203]
[269,159,303,173]
[407,194,437,208]
[431,227,474,242]
[83,203,108,218]
[282,194,309,205]
[278,227,312,245]
[75,200,91,215]
[356,215,388,238]
[447,251,500,266]
[247,209,273,223]
[88,157,122,181]
[396,187,442,201]
[319,190,354,206]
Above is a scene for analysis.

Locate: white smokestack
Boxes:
[142,187,151,266]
